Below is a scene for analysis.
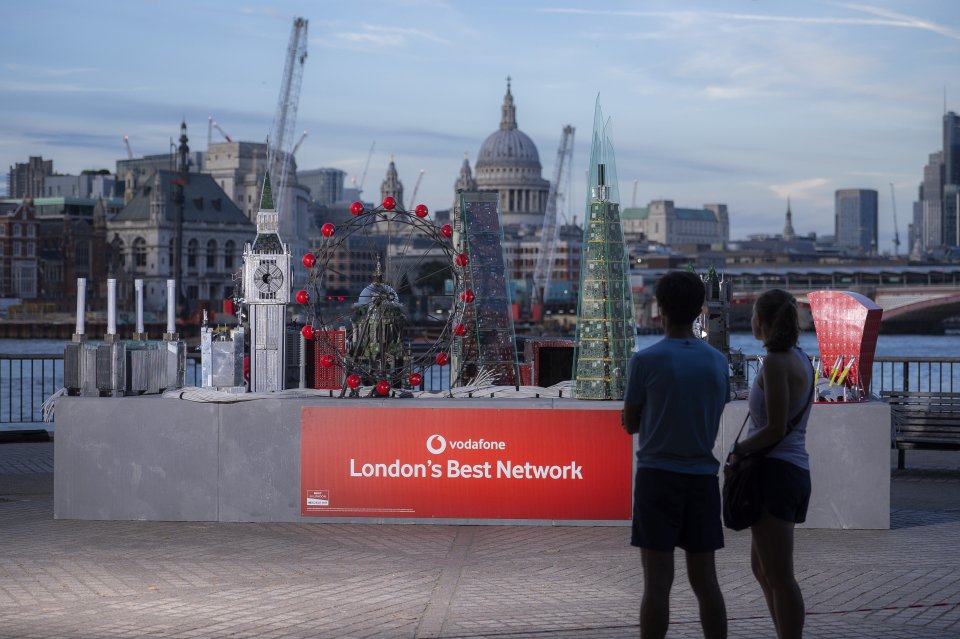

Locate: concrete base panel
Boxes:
[54,395,890,528]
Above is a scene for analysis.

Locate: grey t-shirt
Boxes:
[624,337,730,475]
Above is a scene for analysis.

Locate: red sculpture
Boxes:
[808,290,883,397]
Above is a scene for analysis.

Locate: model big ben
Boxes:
[243,173,291,392]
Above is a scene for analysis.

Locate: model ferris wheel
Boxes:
[294,197,474,396]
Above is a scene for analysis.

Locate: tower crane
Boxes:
[357,141,375,195]
[264,16,309,220]
[123,135,133,160]
[409,168,425,206]
[212,121,232,143]
[889,182,901,257]
[532,125,575,310]
[291,130,308,157]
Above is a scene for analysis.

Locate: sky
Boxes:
[1,0,958,253]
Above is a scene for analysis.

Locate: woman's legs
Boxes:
[751,512,805,639]
[751,538,777,623]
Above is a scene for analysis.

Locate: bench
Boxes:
[888,392,960,469]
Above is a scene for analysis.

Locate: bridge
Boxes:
[632,264,960,332]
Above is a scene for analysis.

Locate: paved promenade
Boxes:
[1,442,959,638]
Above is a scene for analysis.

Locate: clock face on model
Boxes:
[254,261,284,295]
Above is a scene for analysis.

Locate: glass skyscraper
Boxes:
[835,189,879,254]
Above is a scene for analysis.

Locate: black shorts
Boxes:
[631,467,724,553]
[760,458,812,523]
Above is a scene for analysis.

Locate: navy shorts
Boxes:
[631,467,724,553]
[760,458,812,523]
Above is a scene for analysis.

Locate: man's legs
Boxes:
[685,551,727,639]
[640,548,674,639]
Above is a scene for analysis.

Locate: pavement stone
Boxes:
[0,442,959,638]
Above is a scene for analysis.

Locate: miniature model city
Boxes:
[60,101,881,403]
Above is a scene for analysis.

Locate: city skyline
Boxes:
[1,0,958,253]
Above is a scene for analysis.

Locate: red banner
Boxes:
[301,407,632,521]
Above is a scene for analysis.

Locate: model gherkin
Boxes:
[574,99,636,400]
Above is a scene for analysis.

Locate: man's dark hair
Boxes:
[655,271,705,325]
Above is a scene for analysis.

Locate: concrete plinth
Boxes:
[54,395,890,529]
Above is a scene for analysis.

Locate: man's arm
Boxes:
[622,402,642,435]
[621,354,643,435]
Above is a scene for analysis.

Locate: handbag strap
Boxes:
[733,357,816,449]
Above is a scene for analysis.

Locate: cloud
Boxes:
[542,5,960,41]
[22,131,122,151]
[323,23,451,50]
[836,2,960,41]
[3,63,99,76]
[769,178,830,201]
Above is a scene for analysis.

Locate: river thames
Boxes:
[2,333,959,431]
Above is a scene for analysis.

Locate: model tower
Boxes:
[573,99,635,400]
[243,173,291,392]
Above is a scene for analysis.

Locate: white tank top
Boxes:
[746,346,813,470]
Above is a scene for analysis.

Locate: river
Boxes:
[2,333,959,430]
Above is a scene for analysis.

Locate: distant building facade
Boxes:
[298,168,346,206]
[7,157,52,199]
[43,174,116,199]
[835,188,878,255]
[202,140,311,286]
[621,200,729,247]
[911,111,960,254]
[0,199,39,298]
[108,169,254,314]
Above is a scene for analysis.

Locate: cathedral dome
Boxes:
[475,79,542,172]
[357,282,399,307]
[477,129,541,169]
[471,79,550,223]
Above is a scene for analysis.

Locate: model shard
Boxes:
[452,191,519,386]
[574,99,635,400]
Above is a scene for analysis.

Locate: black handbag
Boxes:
[722,413,765,531]
[722,380,815,531]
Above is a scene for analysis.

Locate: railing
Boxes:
[2,353,959,426]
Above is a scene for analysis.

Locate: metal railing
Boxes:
[2,352,959,426]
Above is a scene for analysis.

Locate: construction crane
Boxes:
[291,130,308,157]
[212,121,232,143]
[123,135,133,160]
[889,182,901,257]
[409,169,425,206]
[357,141,375,195]
[264,16,309,220]
[532,125,575,309]
[207,116,213,148]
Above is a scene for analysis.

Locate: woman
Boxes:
[730,289,813,639]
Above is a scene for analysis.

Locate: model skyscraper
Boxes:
[574,99,635,400]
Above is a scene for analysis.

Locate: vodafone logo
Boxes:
[426,434,447,454]
[425,434,506,455]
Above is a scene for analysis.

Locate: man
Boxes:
[622,270,729,639]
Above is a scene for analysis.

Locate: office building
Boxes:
[835,189,879,255]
